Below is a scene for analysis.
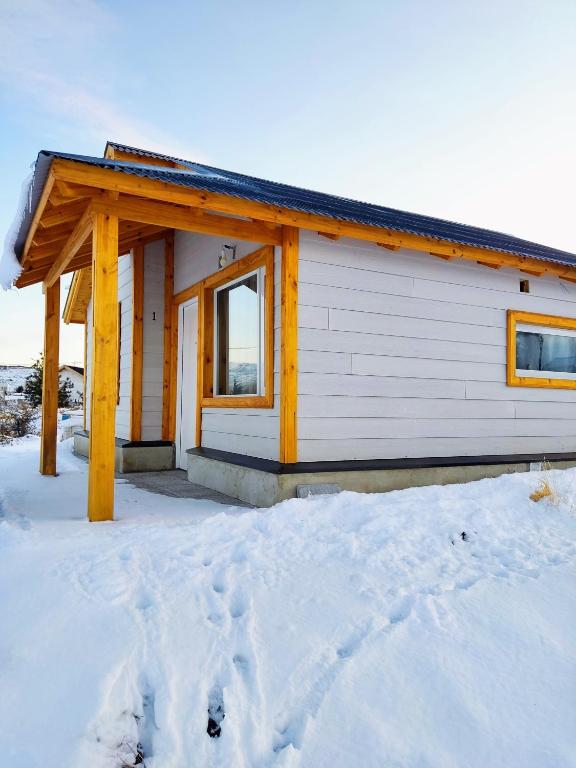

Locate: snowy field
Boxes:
[0,437,575,768]
[0,365,32,392]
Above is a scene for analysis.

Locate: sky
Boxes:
[1,0,576,365]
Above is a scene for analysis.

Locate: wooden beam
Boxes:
[105,145,184,168]
[280,226,299,463]
[39,279,60,476]
[53,180,101,202]
[39,199,90,229]
[51,158,576,282]
[477,261,501,269]
[90,196,282,245]
[318,232,340,240]
[161,232,175,440]
[33,222,76,247]
[43,205,94,289]
[88,211,119,522]
[378,243,401,251]
[130,244,144,441]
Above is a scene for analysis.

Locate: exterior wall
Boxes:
[116,253,133,440]
[84,252,133,438]
[174,231,281,460]
[59,368,83,403]
[297,232,576,462]
[141,240,165,441]
[85,296,93,430]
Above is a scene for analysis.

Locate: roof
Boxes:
[9,141,576,272]
[59,365,84,375]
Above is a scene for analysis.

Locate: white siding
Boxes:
[84,252,133,439]
[141,240,165,441]
[85,297,92,430]
[297,232,576,462]
[174,232,281,460]
[116,253,133,440]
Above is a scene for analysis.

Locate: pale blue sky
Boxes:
[1,0,575,364]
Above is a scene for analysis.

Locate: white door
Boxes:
[175,298,198,470]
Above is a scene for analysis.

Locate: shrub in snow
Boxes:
[0,400,37,443]
[24,355,74,407]
[530,460,561,505]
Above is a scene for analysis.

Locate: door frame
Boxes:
[170,283,203,453]
[175,296,199,469]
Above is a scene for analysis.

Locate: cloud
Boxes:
[0,0,206,161]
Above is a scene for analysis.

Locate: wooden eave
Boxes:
[63,267,92,324]
[14,157,576,289]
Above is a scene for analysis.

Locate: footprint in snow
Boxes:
[229,591,247,619]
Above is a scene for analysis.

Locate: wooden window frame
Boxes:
[202,245,274,409]
[507,309,576,390]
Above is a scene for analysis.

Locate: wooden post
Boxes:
[280,226,299,463]
[88,211,119,522]
[40,279,60,475]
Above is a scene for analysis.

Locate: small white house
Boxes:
[59,365,84,405]
[6,141,576,519]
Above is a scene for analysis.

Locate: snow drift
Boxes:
[0,437,575,767]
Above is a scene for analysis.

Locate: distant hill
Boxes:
[0,366,33,393]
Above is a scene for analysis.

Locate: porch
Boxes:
[19,144,299,521]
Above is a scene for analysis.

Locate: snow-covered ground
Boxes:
[0,437,575,768]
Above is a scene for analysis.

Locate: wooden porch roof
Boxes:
[10,142,576,294]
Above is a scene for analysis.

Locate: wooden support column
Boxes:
[88,211,119,522]
[82,306,88,431]
[161,232,175,440]
[39,279,60,475]
[280,226,299,463]
[130,244,144,440]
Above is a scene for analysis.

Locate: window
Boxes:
[507,310,576,389]
[201,245,274,408]
[214,269,264,396]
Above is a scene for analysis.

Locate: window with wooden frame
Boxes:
[507,310,576,389]
[201,246,274,408]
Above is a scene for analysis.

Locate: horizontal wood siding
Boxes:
[85,296,93,430]
[297,232,576,461]
[174,232,281,460]
[115,253,132,440]
[138,240,166,441]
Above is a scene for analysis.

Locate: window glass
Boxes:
[215,271,261,395]
[516,330,576,374]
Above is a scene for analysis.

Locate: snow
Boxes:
[0,366,32,393]
[0,437,575,767]
[0,173,33,290]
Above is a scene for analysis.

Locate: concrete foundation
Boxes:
[187,450,576,507]
[73,430,174,473]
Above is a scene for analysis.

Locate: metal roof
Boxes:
[13,143,576,268]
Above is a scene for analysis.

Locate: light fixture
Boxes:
[219,244,236,269]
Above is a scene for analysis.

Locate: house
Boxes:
[59,364,84,404]
[5,141,576,521]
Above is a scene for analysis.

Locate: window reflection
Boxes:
[516,330,576,374]
[216,272,261,395]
